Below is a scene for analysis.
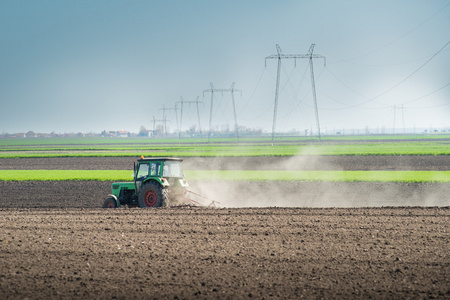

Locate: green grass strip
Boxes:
[186,170,450,183]
[0,170,134,181]
[0,170,449,183]
[1,134,449,146]
[1,142,449,158]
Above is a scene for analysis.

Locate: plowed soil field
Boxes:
[1,155,449,170]
[1,156,449,299]
[1,207,449,299]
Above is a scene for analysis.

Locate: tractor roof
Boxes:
[137,157,183,162]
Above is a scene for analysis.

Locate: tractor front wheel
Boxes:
[138,182,169,208]
[103,197,117,208]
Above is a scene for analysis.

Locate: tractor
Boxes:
[103,157,190,208]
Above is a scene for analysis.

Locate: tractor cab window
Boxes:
[136,163,149,179]
[150,162,160,176]
[163,161,183,178]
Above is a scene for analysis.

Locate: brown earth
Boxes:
[0,181,449,209]
[1,207,449,299]
[1,155,449,208]
[1,155,449,170]
[1,156,449,299]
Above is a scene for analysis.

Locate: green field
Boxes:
[0,170,449,183]
[0,135,449,158]
[1,136,448,183]
[1,134,450,145]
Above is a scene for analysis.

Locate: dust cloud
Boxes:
[189,181,450,208]
[185,148,449,208]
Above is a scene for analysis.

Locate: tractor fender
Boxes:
[107,194,121,207]
[144,178,169,187]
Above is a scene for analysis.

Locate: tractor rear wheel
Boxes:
[138,182,169,208]
[103,197,117,208]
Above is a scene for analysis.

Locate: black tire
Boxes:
[103,197,117,208]
[161,188,170,207]
[138,182,169,208]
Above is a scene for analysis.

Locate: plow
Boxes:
[179,190,220,208]
[103,156,219,209]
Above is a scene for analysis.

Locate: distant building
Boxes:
[117,130,129,138]
[25,131,37,138]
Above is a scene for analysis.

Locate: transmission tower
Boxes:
[392,105,396,134]
[265,44,325,143]
[401,105,406,134]
[392,105,406,134]
[159,105,178,137]
[152,116,166,138]
[176,96,203,139]
[203,82,242,142]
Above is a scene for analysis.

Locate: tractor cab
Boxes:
[134,157,188,195]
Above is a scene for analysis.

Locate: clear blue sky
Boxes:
[1,0,449,134]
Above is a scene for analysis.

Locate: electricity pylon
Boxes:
[152,116,166,138]
[392,105,406,134]
[401,105,406,134]
[176,96,203,139]
[203,82,242,142]
[265,44,325,143]
[392,105,397,134]
[308,44,324,142]
[159,105,178,137]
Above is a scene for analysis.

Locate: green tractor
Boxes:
[103,157,190,208]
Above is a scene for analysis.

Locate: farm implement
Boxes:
[103,156,218,208]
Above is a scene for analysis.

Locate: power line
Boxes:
[405,102,450,109]
[316,78,450,113]
[373,39,450,100]
[238,66,267,113]
[399,81,450,106]
[338,2,450,62]
[322,39,450,110]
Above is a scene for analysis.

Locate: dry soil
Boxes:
[0,156,449,299]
